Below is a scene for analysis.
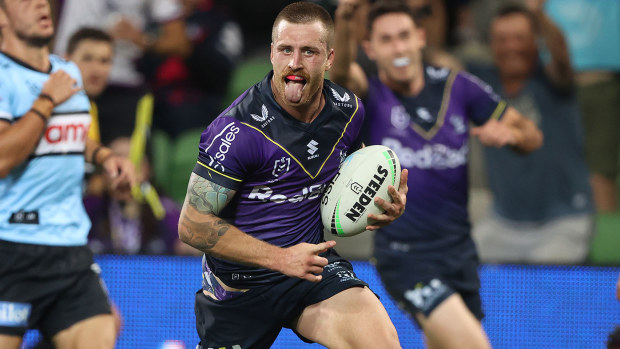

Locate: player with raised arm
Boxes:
[178,2,407,348]
[331,1,542,349]
[0,1,134,348]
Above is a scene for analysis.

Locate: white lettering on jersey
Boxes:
[382,137,468,169]
[203,122,241,172]
[33,113,90,156]
[248,184,325,203]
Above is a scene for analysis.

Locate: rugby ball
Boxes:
[321,145,401,237]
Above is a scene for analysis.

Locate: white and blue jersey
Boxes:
[0,52,91,246]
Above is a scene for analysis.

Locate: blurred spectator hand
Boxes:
[101,154,137,202]
[109,17,149,49]
[470,119,517,148]
[336,0,360,20]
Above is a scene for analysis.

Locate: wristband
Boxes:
[38,93,56,106]
[30,108,49,123]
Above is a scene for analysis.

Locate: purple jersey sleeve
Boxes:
[193,116,259,190]
[456,71,507,126]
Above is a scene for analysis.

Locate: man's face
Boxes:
[270,20,334,108]
[67,40,113,98]
[365,13,425,85]
[490,14,538,79]
[0,0,53,47]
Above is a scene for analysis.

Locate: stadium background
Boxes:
[22,256,620,349]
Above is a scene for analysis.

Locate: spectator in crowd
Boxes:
[140,0,243,138]
[469,2,594,264]
[545,0,620,213]
[65,27,197,256]
[331,1,541,348]
[53,0,189,145]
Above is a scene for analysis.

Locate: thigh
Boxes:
[295,287,400,349]
[0,335,22,349]
[52,314,115,349]
[416,294,491,349]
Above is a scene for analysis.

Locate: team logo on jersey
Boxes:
[307,139,319,159]
[272,157,291,178]
[391,105,411,130]
[251,104,269,122]
[426,66,449,80]
[449,115,466,134]
[403,279,448,312]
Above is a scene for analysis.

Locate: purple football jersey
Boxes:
[366,66,506,254]
[193,72,364,288]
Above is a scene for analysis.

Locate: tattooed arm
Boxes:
[178,173,337,282]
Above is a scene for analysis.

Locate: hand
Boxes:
[470,119,518,148]
[525,0,547,14]
[110,17,145,47]
[40,70,81,106]
[101,155,137,201]
[277,241,337,282]
[335,0,360,20]
[367,169,408,230]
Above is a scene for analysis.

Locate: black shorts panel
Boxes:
[373,237,483,325]
[195,249,368,349]
[0,240,111,338]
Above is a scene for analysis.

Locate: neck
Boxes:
[272,80,325,123]
[379,65,425,97]
[499,72,527,97]
[1,36,51,72]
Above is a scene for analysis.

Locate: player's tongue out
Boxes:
[285,75,305,103]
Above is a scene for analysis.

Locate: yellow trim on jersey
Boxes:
[490,100,507,120]
[410,70,457,140]
[196,161,243,182]
[240,97,360,180]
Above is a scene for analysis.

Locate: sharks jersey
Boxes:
[193,72,364,288]
[0,52,91,246]
[366,66,506,256]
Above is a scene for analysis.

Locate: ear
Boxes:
[417,27,427,49]
[270,42,274,65]
[325,48,334,71]
[361,39,374,61]
[0,7,8,29]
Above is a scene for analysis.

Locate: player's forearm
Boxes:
[178,208,284,271]
[0,98,54,177]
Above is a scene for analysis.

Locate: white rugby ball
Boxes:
[321,145,401,237]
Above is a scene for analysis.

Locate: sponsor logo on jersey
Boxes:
[345,165,388,222]
[449,115,466,134]
[248,184,325,203]
[33,113,90,156]
[426,66,449,80]
[0,301,31,327]
[307,139,319,159]
[271,157,290,178]
[382,137,468,170]
[250,104,275,128]
[203,122,241,172]
[330,87,354,108]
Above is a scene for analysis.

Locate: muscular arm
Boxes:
[331,0,368,97]
[0,98,54,178]
[178,173,334,282]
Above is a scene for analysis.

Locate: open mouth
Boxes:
[392,57,411,68]
[38,15,52,26]
[284,75,307,103]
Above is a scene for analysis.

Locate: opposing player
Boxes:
[0,1,134,348]
[331,1,542,348]
[178,2,407,348]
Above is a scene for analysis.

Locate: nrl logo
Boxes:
[330,88,350,103]
[251,104,269,122]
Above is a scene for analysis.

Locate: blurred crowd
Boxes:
[44,0,618,260]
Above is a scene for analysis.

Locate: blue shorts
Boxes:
[194,249,368,349]
[373,234,483,326]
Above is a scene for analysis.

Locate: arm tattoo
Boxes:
[179,213,231,251]
[181,173,236,251]
[187,173,234,215]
